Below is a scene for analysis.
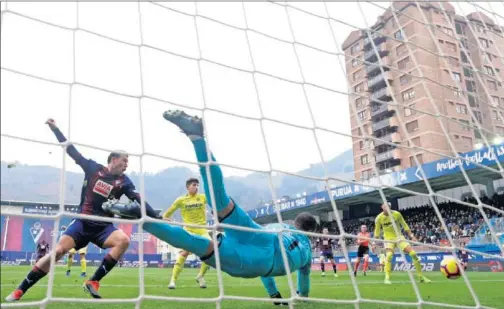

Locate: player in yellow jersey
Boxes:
[372,202,431,284]
[61,226,87,277]
[163,178,211,289]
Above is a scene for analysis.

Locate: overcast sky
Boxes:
[1,2,503,178]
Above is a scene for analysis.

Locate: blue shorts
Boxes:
[64,219,117,250]
[461,258,469,263]
[321,250,334,259]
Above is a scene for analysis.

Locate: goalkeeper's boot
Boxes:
[196,276,207,289]
[66,270,71,277]
[270,292,288,306]
[163,110,204,138]
[5,289,23,302]
[168,280,176,290]
[420,276,431,283]
[83,280,101,299]
[384,277,392,285]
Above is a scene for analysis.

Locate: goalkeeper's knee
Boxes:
[408,250,419,261]
[386,251,393,262]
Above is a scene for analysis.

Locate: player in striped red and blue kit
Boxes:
[458,242,469,270]
[316,228,339,278]
[35,240,49,263]
[6,118,160,302]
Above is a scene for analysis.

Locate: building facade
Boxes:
[342,2,504,181]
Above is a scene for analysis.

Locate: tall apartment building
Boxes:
[342,2,504,181]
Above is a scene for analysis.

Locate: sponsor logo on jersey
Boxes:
[93,180,113,198]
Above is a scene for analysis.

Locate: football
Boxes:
[440,257,461,279]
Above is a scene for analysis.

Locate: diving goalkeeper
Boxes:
[104,110,317,303]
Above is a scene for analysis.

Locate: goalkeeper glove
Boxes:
[102,199,141,219]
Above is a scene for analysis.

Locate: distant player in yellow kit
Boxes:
[163,178,211,289]
[372,202,431,284]
[61,226,87,277]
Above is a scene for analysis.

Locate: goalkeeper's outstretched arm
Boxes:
[297,262,311,297]
[46,118,89,170]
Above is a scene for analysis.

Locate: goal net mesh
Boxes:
[1,1,504,309]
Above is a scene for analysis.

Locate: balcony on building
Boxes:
[375,148,401,169]
[367,71,393,91]
[364,45,389,63]
[373,132,400,148]
[370,102,393,117]
[366,56,390,76]
[372,115,398,132]
[370,87,392,103]
[363,32,387,50]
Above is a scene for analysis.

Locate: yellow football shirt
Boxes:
[163,193,208,227]
[374,210,411,241]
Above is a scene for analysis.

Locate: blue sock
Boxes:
[192,139,230,212]
[90,254,117,282]
[144,222,211,257]
[261,277,279,296]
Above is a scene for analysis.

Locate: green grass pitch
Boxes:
[1,266,503,308]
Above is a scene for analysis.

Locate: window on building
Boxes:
[488,80,497,91]
[351,43,361,54]
[460,38,469,49]
[480,38,489,48]
[501,97,504,108]
[402,88,415,101]
[411,137,421,147]
[448,57,459,67]
[352,58,360,68]
[492,110,500,120]
[460,119,470,131]
[484,66,494,76]
[460,51,469,63]
[396,43,407,56]
[406,120,419,132]
[483,53,491,63]
[358,110,366,120]
[468,94,478,107]
[456,103,467,114]
[394,30,404,40]
[359,140,369,150]
[453,88,462,97]
[404,103,416,117]
[361,169,371,180]
[398,56,410,70]
[443,27,454,36]
[400,74,412,85]
[476,25,486,34]
[491,96,500,107]
[355,97,365,109]
[452,72,461,82]
[461,136,473,148]
[410,154,423,167]
[354,82,364,92]
[473,111,482,123]
[445,42,456,52]
[463,67,474,78]
[455,22,466,35]
[361,154,369,165]
[353,69,362,81]
[466,80,476,92]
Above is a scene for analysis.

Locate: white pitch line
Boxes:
[1,279,503,289]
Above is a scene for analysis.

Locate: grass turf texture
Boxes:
[1,266,503,308]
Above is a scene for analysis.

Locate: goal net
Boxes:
[1,1,504,309]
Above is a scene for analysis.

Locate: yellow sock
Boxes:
[198,262,210,278]
[385,251,393,279]
[80,256,87,273]
[67,255,73,271]
[409,250,423,278]
[171,255,187,281]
